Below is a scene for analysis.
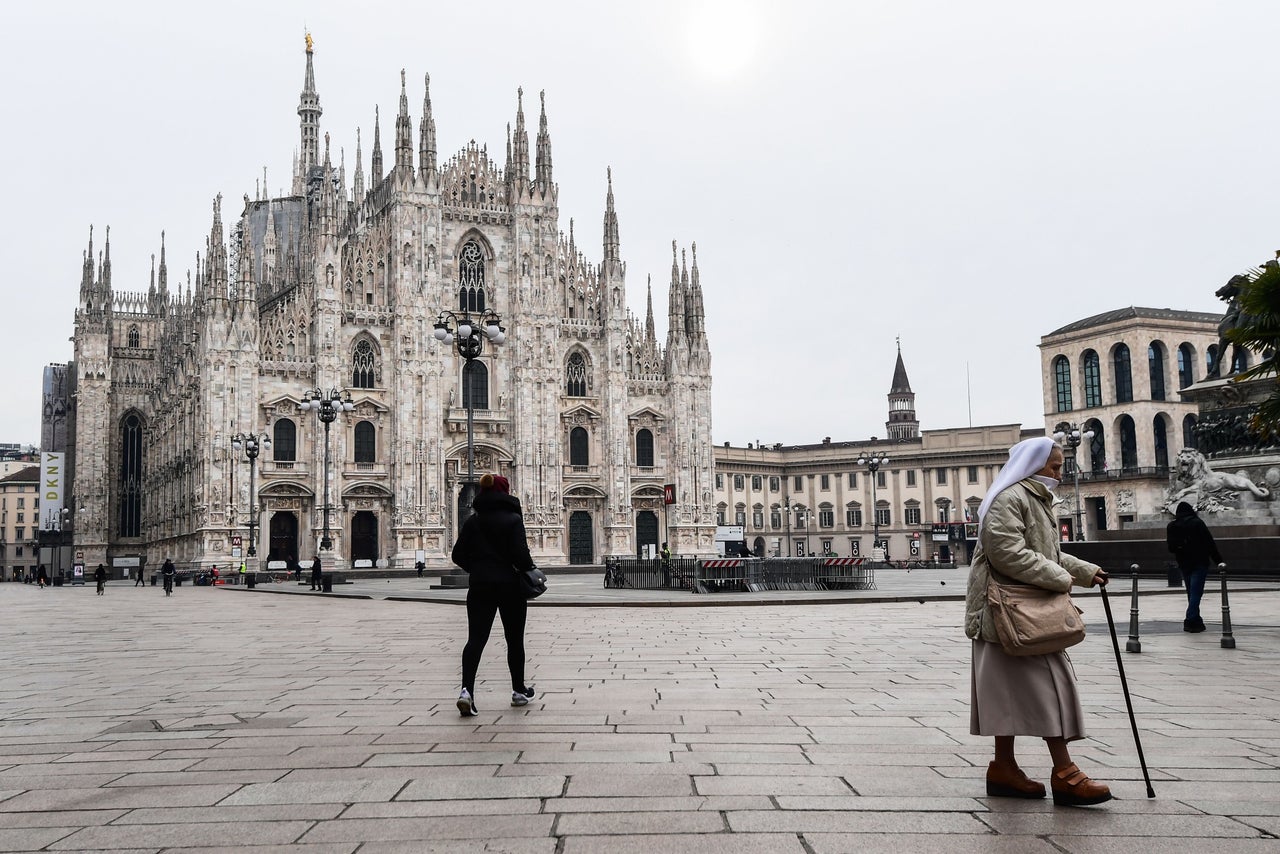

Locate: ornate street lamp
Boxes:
[774,497,795,556]
[1053,422,1095,541]
[857,452,890,563]
[433,309,505,521]
[301,388,354,550]
[231,432,271,557]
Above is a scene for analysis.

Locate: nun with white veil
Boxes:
[964,436,1114,807]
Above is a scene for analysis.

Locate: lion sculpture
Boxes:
[1165,448,1270,513]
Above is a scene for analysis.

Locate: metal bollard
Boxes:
[1219,562,1236,650]
[1125,563,1142,653]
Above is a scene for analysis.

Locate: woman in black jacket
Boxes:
[1166,501,1223,633]
[451,473,537,715]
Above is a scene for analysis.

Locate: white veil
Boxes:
[977,436,1057,526]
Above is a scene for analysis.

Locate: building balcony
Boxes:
[345,462,389,477]
[263,460,309,475]
[444,407,508,437]
[563,464,602,480]
[1075,466,1169,483]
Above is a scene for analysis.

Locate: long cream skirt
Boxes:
[970,639,1085,740]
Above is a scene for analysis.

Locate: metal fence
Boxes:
[603,556,699,590]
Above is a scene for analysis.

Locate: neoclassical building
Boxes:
[65,38,714,572]
[714,349,1037,562]
[1038,306,1236,534]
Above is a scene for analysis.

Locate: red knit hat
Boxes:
[479,473,510,494]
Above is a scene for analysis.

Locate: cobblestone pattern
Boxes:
[0,582,1277,852]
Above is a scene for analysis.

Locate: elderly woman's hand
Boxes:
[1091,569,1109,587]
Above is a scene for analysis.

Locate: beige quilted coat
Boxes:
[964,478,1101,643]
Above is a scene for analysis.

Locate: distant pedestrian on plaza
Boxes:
[450,473,537,716]
[416,560,425,578]
[36,564,48,589]
[134,565,146,587]
[94,563,107,595]
[1166,501,1222,633]
[660,542,672,587]
[965,436,1113,807]
[310,555,323,591]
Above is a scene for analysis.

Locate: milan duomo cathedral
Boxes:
[67,37,715,573]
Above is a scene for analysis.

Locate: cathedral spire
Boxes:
[645,276,656,344]
[81,225,94,294]
[419,73,437,177]
[102,225,112,290]
[352,127,365,204]
[687,242,705,336]
[158,230,168,296]
[371,105,384,184]
[295,32,323,195]
[534,89,553,192]
[667,240,686,337]
[206,195,228,302]
[511,87,530,191]
[886,339,919,440]
[602,167,620,265]
[394,69,413,177]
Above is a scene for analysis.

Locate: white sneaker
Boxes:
[511,685,536,707]
[456,688,478,717]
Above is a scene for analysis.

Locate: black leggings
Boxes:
[461,579,527,694]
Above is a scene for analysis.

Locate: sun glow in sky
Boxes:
[684,1,764,81]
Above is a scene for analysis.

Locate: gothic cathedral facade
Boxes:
[68,40,715,571]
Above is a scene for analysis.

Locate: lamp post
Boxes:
[775,497,794,556]
[301,388,354,551]
[433,308,505,522]
[1053,422,1095,541]
[231,432,271,557]
[857,452,890,563]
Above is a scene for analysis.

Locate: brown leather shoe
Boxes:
[986,761,1046,799]
[1051,763,1113,806]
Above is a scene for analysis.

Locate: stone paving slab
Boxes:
[0,581,1277,850]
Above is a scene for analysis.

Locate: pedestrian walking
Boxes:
[310,555,323,591]
[94,563,107,595]
[36,564,48,589]
[134,565,145,587]
[416,560,425,578]
[660,541,672,588]
[964,436,1113,806]
[1166,501,1222,633]
[450,473,537,716]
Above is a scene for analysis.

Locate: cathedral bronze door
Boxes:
[569,511,594,565]
[457,481,478,525]
[351,511,378,564]
[268,512,298,566]
[635,511,658,558]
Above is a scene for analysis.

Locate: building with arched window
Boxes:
[62,40,715,573]
[1039,306,1227,536]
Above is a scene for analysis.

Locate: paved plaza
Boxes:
[1,574,1278,852]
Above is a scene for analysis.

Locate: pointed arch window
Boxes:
[118,413,143,538]
[566,352,588,397]
[1113,344,1133,403]
[635,428,654,467]
[462,361,488,409]
[1148,342,1166,401]
[354,420,376,464]
[1178,343,1195,389]
[1053,355,1072,412]
[352,339,377,389]
[457,240,487,313]
[1082,350,1102,407]
[569,426,589,467]
[127,325,140,348]
[273,419,297,462]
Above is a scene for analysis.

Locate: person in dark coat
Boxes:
[36,564,48,589]
[94,563,107,595]
[310,555,323,591]
[1167,501,1223,633]
[450,473,537,716]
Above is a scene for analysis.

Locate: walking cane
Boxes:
[1099,583,1156,798]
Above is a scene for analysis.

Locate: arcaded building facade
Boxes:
[66,40,715,573]
[1038,306,1233,535]
[713,350,1038,562]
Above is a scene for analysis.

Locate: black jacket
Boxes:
[451,491,536,585]
[93,566,106,582]
[161,560,176,577]
[1167,502,1222,569]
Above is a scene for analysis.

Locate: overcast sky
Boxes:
[2,1,1272,449]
